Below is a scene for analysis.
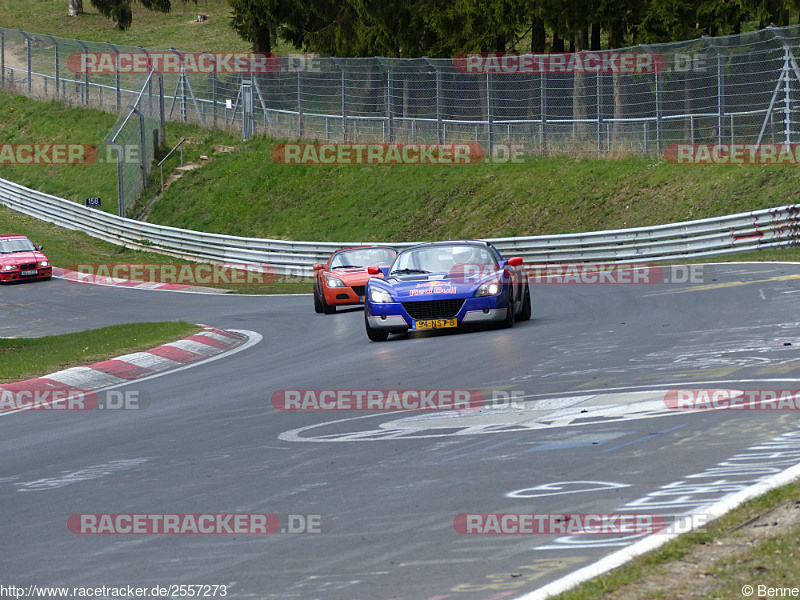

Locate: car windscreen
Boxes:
[0,238,36,253]
[330,248,397,269]
[391,245,497,274]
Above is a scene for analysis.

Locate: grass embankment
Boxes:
[2,90,799,282]
[0,0,293,54]
[3,91,800,247]
[0,322,201,382]
[552,480,800,600]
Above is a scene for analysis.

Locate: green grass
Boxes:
[6,88,799,244]
[2,89,799,277]
[0,322,202,382]
[0,205,313,294]
[0,0,295,54]
[549,480,800,600]
[150,137,800,243]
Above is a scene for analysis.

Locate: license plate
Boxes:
[359,296,365,303]
[20,269,38,277]
[413,318,457,330]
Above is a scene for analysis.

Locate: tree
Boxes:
[89,0,196,30]
[69,0,84,17]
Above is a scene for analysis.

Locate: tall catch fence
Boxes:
[1,24,799,156]
[104,69,165,216]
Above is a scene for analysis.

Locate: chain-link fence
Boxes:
[104,69,165,216]
[2,24,799,159]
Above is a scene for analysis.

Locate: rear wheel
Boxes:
[518,282,531,321]
[365,310,389,341]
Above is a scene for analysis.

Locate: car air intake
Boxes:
[401,299,465,320]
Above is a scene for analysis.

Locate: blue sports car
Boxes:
[363,240,531,341]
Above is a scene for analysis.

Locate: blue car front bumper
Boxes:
[365,294,508,331]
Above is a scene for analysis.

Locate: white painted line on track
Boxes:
[516,459,800,600]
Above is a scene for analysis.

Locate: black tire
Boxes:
[365,310,389,341]
[502,286,515,329]
[313,282,323,314]
[518,281,531,321]
[321,289,336,314]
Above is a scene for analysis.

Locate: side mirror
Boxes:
[312,263,323,271]
[367,266,381,275]
[37,245,44,251]
[507,256,523,267]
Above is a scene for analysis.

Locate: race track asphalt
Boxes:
[1,261,799,600]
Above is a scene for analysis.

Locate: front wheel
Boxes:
[313,283,323,314]
[321,290,336,314]
[365,310,389,341]
[502,287,515,329]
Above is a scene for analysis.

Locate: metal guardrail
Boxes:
[1,176,798,276]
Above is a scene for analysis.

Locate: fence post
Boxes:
[655,70,663,156]
[212,68,217,129]
[717,54,725,145]
[75,38,89,105]
[106,139,125,217]
[42,35,60,99]
[1,30,4,88]
[241,79,254,140]
[387,66,393,143]
[377,58,394,143]
[134,107,147,183]
[768,26,800,144]
[157,71,165,147]
[597,71,603,157]
[341,65,348,142]
[297,69,304,138]
[487,72,494,157]
[540,71,547,154]
[783,47,792,144]
[18,31,31,94]
[106,42,120,110]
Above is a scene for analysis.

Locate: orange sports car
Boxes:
[313,246,397,314]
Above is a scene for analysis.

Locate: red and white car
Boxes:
[313,246,397,314]
[0,235,52,284]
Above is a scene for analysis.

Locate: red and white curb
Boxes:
[52,267,228,294]
[0,326,261,414]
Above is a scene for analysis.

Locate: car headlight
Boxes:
[38,260,50,267]
[369,287,393,303]
[1,265,15,272]
[325,276,344,288]
[475,278,501,297]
